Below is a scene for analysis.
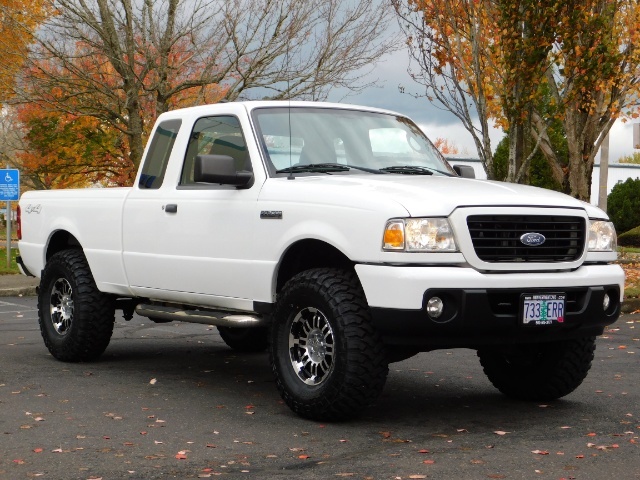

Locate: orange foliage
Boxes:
[16,101,132,189]
[433,137,460,155]
[0,0,48,103]
[16,36,229,187]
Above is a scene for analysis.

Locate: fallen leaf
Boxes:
[532,450,549,455]
[298,455,310,459]
[423,459,435,464]
[149,378,157,385]
[409,476,427,479]
[418,449,430,453]
[175,453,187,460]
[33,448,43,453]
[494,431,510,436]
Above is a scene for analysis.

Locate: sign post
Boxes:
[0,169,20,269]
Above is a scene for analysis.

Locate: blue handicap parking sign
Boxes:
[0,169,20,201]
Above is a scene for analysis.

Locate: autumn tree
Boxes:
[14,101,130,189]
[619,152,640,164]
[394,0,640,200]
[0,0,47,103]
[533,1,640,200]
[433,137,460,155]
[392,0,500,178]
[10,0,398,175]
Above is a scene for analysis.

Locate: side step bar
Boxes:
[135,303,267,328]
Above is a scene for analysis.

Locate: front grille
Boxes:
[467,215,585,263]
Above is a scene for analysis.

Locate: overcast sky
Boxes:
[328,43,638,164]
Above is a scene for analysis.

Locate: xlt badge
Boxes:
[260,210,283,219]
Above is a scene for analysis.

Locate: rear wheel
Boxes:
[270,268,388,421]
[217,326,268,352]
[38,249,115,362]
[478,337,596,401]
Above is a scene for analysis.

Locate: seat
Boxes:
[298,136,337,165]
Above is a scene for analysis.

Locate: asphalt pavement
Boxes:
[1,296,639,479]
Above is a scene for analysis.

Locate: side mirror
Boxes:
[194,154,253,188]
[452,164,475,179]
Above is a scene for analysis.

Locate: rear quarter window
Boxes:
[138,119,182,189]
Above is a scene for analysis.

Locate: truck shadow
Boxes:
[88,331,599,428]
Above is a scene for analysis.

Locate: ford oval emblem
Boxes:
[520,232,546,246]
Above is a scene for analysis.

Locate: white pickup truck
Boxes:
[18,101,624,421]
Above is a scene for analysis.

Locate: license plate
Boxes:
[522,294,565,325]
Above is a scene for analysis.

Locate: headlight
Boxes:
[588,220,617,251]
[383,218,457,252]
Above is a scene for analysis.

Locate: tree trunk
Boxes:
[126,94,145,170]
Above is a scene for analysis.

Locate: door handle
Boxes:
[164,204,178,213]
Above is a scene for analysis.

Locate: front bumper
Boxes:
[355,263,624,349]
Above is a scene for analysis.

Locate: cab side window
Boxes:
[180,116,250,185]
[138,119,182,189]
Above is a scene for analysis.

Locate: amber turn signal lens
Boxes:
[383,222,404,250]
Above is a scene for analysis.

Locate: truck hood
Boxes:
[263,174,603,218]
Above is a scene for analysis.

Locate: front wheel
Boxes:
[38,249,115,362]
[270,268,388,421]
[478,337,596,401]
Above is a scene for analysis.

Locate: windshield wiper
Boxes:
[379,165,438,175]
[276,163,350,174]
[344,164,385,174]
[276,163,387,175]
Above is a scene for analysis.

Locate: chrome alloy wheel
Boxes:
[288,307,335,386]
[50,278,74,335]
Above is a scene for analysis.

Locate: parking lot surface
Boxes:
[1,296,639,479]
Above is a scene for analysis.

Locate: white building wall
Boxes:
[445,157,640,206]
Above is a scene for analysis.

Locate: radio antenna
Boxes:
[285,15,294,180]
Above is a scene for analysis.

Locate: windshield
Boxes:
[251,107,456,176]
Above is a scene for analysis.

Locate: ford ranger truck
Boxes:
[17,101,624,421]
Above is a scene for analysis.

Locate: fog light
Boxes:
[603,293,610,311]
[426,297,444,319]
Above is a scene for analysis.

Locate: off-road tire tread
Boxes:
[478,336,596,401]
[270,268,388,421]
[38,249,115,362]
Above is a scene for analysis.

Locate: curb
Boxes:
[621,297,640,314]
[0,286,38,297]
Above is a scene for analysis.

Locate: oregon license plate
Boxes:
[522,294,565,325]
